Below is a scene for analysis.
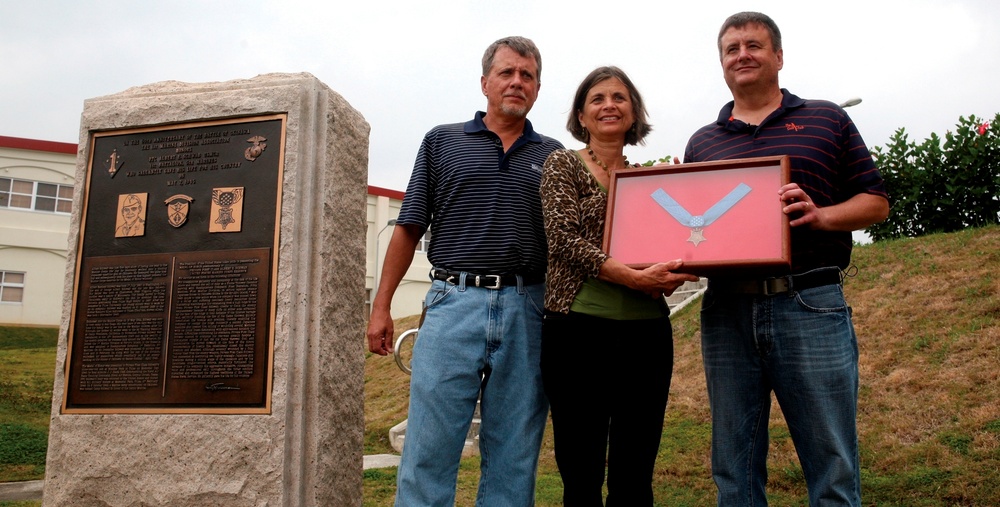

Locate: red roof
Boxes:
[0,135,77,155]
[368,185,404,200]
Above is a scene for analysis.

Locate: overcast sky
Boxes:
[2,0,998,192]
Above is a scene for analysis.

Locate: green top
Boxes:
[570,277,669,320]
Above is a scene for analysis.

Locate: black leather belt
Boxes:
[710,268,842,295]
[431,269,544,289]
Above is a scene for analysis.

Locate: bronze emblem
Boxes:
[244,135,267,161]
[164,194,194,228]
[210,187,244,232]
[107,149,123,178]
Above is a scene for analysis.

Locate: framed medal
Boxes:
[603,156,791,276]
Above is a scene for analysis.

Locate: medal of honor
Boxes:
[651,183,752,246]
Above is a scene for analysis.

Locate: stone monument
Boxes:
[43,73,369,506]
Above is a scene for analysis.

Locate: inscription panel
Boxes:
[64,115,284,413]
[66,249,272,410]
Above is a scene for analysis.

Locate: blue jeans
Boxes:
[395,275,548,507]
[700,276,861,506]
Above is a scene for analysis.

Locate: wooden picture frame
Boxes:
[603,155,791,276]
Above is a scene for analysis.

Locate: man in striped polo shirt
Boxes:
[367,36,563,505]
[683,12,889,507]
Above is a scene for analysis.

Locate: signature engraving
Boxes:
[205,382,241,391]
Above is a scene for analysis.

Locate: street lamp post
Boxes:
[839,97,862,108]
[839,96,869,245]
[374,219,397,297]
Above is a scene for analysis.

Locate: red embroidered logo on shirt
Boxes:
[785,123,805,131]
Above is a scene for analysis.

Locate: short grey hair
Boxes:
[481,36,543,82]
[717,12,782,55]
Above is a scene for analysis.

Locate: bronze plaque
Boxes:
[63,115,286,414]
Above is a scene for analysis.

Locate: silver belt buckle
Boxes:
[481,275,502,289]
[762,277,790,295]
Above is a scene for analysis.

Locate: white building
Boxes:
[365,185,432,319]
[0,135,429,327]
[0,136,78,327]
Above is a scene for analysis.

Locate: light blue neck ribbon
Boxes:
[651,183,752,228]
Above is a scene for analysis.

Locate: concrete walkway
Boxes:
[0,479,43,501]
[362,453,401,469]
[0,455,402,502]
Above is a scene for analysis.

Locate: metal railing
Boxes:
[393,328,418,374]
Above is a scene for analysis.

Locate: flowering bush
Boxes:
[867,113,1000,241]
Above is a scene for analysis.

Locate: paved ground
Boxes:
[0,479,43,501]
[0,455,402,502]
[363,453,401,469]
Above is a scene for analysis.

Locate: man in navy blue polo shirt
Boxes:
[684,12,889,506]
[367,36,563,506]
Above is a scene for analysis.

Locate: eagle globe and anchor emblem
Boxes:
[245,135,267,161]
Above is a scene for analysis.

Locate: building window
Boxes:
[416,230,431,254]
[0,271,25,303]
[0,178,33,209]
[0,177,74,214]
[365,288,372,316]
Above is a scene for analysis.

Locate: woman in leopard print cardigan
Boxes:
[539,66,698,506]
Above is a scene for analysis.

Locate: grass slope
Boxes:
[362,225,1000,505]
